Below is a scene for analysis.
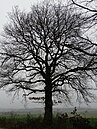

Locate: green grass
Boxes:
[88,118,97,128]
[0,111,97,129]
[0,113,43,129]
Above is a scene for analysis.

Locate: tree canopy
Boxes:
[0,2,97,124]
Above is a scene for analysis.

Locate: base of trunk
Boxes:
[44,82,52,126]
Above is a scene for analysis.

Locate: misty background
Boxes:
[0,0,97,109]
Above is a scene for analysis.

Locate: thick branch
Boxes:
[71,0,97,12]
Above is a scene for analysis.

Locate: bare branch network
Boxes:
[0,3,97,105]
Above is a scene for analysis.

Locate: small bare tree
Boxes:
[0,2,97,124]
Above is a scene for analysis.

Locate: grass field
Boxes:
[0,108,97,129]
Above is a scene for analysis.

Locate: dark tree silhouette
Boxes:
[0,2,97,124]
[71,0,97,25]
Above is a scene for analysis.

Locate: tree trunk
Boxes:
[44,81,52,126]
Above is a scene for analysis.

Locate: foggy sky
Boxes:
[0,0,97,109]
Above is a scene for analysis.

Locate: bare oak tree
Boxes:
[0,2,97,124]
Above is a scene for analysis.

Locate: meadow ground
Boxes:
[0,108,97,129]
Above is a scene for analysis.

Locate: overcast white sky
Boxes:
[0,0,97,109]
